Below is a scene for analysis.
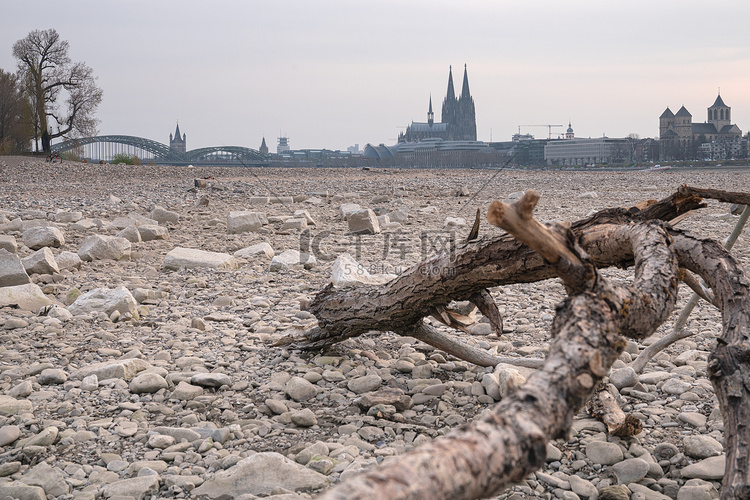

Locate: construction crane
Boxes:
[518,124,564,139]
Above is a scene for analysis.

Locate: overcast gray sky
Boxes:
[2,1,749,151]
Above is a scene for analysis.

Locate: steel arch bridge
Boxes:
[53,135,268,165]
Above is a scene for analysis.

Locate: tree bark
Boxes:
[316,197,679,500]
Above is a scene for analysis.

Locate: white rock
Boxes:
[116,226,142,243]
[150,206,180,224]
[137,225,169,241]
[339,203,362,221]
[68,286,139,319]
[0,234,18,253]
[22,226,65,250]
[348,209,380,234]
[71,358,151,381]
[55,251,82,271]
[0,249,31,287]
[234,242,275,260]
[269,249,316,271]
[331,253,396,287]
[227,211,264,234]
[22,247,59,275]
[0,283,53,311]
[444,216,467,228]
[162,247,238,270]
[54,210,83,223]
[294,209,316,225]
[78,234,131,261]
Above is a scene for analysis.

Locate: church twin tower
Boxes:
[400,65,477,143]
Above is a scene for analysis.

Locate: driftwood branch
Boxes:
[317,195,680,500]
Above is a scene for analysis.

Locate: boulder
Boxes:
[22,226,65,250]
[56,251,82,271]
[227,211,264,234]
[162,247,238,271]
[54,210,83,223]
[234,242,275,260]
[0,249,30,287]
[192,452,328,498]
[78,235,131,261]
[116,226,142,243]
[339,203,362,221]
[70,358,151,381]
[348,209,380,234]
[269,249,316,271]
[150,205,180,224]
[0,235,17,253]
[331,253,396,287]
[21,247,59,275]
[0,283,53,311]
[68,286,139,319]
[281,218,308,231]
[137,225,169,241]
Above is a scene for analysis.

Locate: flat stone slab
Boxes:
[162,247,237,270]
[0,283,53,311]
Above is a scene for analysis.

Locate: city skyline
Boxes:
[1,1,749,151]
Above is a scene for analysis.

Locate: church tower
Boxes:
[441,66,457,137]
[565,121,575,139]
[427,95,434,125]
[456,64,477,140]
[169,122,186,153]
[708,93,731,131]
[259,137,269,155]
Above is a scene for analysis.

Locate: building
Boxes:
[659,93,744,160]
[400,65,477,143]
[277,136,290,154]
[259,137,269,155]
[544,137,628,166]
[169,122,186,153]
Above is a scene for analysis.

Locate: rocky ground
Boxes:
[0,155,748,500]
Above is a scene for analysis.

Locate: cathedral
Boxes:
[659,93,743,160]
[399,65,477,143]
[169,122,186,154]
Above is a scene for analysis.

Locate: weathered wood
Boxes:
[585,384,643,437]
[316,201,679,500]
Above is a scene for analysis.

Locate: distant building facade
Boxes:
[277,136,290,154]
[544,138,628,166]
[659,94,744,160]
[400,65,477,143]
[169,122,186,153]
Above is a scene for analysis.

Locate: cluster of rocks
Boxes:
[0,156,748,499]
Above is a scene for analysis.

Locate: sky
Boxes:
[2,1,750,152]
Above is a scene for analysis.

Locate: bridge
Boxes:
[53,135,268,166]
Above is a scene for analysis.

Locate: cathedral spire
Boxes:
[174,121,182,140]
[428,94,434,125]
[446,65,455,101]
[460,64,471,99]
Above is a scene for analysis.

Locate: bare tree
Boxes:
[12,29,102,152]
[0,68,31,153]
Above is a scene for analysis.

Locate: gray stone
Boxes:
[0,425,21,446]
[116,225,142,243]
[0,283,52,311]
[0,249,30,287]
[683,435,723,459]
[129,372,169,393]
[162,247,237,270]
[639,371,672,384]
[78,234,131,261]
[677,478,719,500]
[22,247,59,275]
[290,408,318,427]
[296,441,329,465]
[339,203,362,220]
[331,253,397,287]
[137,224,169,241]
[191,372,232,388]
[23,426,58,446]
[56,250,82,271]
[285,376,318,402]
[0,484,46,500]
[586,440,624,465]
[227,211,264,234]
[68,286,139,319]
[170,381,203,400]
[598,485,630,500]
[568,474,598,499]
[679,412,707,428]
[70,358,151,381]
[19,461,69,497]
[23,226,64,249]
[681,455,726,480]
[348,209,380,234]
[234,242,275,260]
[192,452,328,497]
[270,249,316,271]
[101,474,160,499]
[662,378,693,395]
[281,217,308,231]
[294,209,316,225]
[54,210,83,223]
[0,234,17,253]
[38,368,67,385]
[610,366,638,390]
[150,206,180,224]
[612,457,650,484]
[347,374,382,394]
